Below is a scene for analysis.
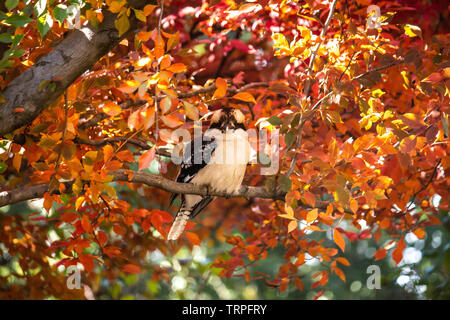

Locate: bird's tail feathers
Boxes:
[167,210,190,241]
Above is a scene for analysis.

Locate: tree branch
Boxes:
[0,1,150,136]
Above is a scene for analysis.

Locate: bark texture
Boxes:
[0,1,149,136]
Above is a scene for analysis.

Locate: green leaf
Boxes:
[268,115,282,126]
[5,47,26,59]
[284,131,295,148]
[11,33,24,46]
[37,13,53,38]
[115,13,130,37]
[5,14,32,28]
[0,162,7,174]
[5,0,19,11]
[279,175,292,193]
[53,5,69,23]
[35,0,48,17]
[0,33,13,43]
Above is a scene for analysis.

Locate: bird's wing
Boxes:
[168,135,217,207]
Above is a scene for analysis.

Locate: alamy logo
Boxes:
[366,5,381,30]
[366,265,381,289]
[66,265,81,290]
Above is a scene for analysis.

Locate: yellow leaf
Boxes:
[133,9,146,22]
[404,24,422,38]
[160,96,172,114]
[213,77,227,99]
[115,13,130,37]
[166,31,180,51]
[306,208,318,223]
[183,101,199,121]
[288,220,298,233]
[232,92,256,103]
[350,199,358,214]
[334,229,345,252]
[76,196,85,211]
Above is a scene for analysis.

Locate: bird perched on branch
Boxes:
[167,108,251,240]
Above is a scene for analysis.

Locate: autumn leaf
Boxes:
[334,229,345,252]
[123,264,141,274]
[139,147,156,170]
[306,209,318,224]
[232,92,256,103]
[81,214,92,233]
[213,77,227,99]
[392,237,406,265]
[186,231,201,246]
[103,102,122,116]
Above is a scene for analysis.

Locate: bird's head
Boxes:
[209,108,246,131]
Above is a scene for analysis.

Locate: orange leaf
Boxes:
[213,77,227,99]
[113,224,125,235]
[335,257,350,266]
[392,237,405,265]
[143,4,157,16]
[186,231,201,246]
[103,102,122,116]
[232,92,256,103]
[334,229,345,252]
[350,199,358,214]
[303,191,316,207]
[334,266,346,282]
[413,228,425,239]
[81,214,92,233]
[123,264,141,274]
[161,115,183,128]
[294,277,304,291]
[13,153,22,172]
[306,208,318,223]
[97,231,108,246]
[166,63,186,73]
[374,248,386,260]
[139,147,156,170]
[103,144,114,163]
[116,150,135,163]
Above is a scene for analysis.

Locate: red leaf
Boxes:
[186,231,200,246]
[138,147,156,170]
[60,211,78,223]
[374,248,387,261]
[79,254,95,273]
[123,264,141,274]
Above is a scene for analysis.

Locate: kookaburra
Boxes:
[167,108,251,240]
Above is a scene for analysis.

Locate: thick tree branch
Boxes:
[0,169,285,208]
[0,1,150,136]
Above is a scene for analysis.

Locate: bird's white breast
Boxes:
[191,128,250,194]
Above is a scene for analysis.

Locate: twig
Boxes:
[406,160,441,211]
[353,59,405,81]
[286,0,337,177]
[55,91,69,172]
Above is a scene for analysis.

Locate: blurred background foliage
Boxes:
[1,196,448,300]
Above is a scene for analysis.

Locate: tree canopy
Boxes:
[0,0,448,299]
